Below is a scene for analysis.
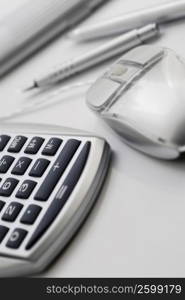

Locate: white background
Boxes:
[0,0,185,277]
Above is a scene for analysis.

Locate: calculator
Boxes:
[0,123,111,277]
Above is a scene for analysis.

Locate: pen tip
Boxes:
[23,81,38,92]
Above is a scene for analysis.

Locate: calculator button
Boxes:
[15,180,37,199]
[2,202,23,222]
[26,142,90,249]
[34,139,81,201]
[0,225,9,243]
[42,138,62,156]
[0,200,5,212]
[11,157,32,175]
[0,135,11,151]
[29,158,50,177]
[21,204,41,225]
[0,156,15,173]
[24,137,44,154]
[8,136,27,153]
[6,228,27,249]
[0,178,19,197]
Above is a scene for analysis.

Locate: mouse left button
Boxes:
[86,77,120,112]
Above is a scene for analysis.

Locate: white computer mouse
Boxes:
[86,45,185,159]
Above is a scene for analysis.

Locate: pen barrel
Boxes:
[72,0,185,40]
[36,24,158,87]
[0,0,108,76]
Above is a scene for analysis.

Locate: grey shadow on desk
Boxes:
[116,138,185,195]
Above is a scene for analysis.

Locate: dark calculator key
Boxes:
[11,157,32,175]
[42,138,62,156]
[0,156,15,173]
[24,137,44,154]
[0,178,19,197]
[2,202,23,222]
[0,225,9,243]
[6,228,27,249]
[21,204,42,225]
[0,200,5,212]
[8,136,27,153]
[29,158,50,177]
[0,135,11,151]
[15,180,37,199]
[27,142,90,250]
[34,139,81,201]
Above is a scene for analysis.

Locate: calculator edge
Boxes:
[0,122,103,139]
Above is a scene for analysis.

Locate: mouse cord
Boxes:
[0,80,94,122]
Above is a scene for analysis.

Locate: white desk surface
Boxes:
[1,0,185,277]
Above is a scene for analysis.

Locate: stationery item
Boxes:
[0,0,108,76]
[0,122,111,277]
[70,0,185,41]
[87,45,185,159]
[25,23,159,91]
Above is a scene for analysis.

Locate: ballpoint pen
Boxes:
[70,0,185,41]
[25,23,159,91]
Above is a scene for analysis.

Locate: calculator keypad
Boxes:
[0,225,9,243]
[29,158,50,177]
[8,136,27,153]
[0,178,19,197]
[15,180,37,199]
[0,135,11,151]
[42,138,62,156]
[2,202,23,222]
[34,139,80,201]
[26,141,90,250]
[0,201,5,212]
[6,228,28,249]
[20,205,42,225]
[0,133,91,253]
[0,156,15,173]
[11,157,32,175]
[24,137,44,154]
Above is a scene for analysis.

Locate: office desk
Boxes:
[1,0,185,277]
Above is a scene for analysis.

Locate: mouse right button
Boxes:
[120,46,164,67]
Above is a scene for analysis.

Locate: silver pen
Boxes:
[70,0,185,41]
[25,24,159,91]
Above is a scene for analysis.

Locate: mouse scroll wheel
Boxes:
[109,64,128,76]
[107,63,139,83]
